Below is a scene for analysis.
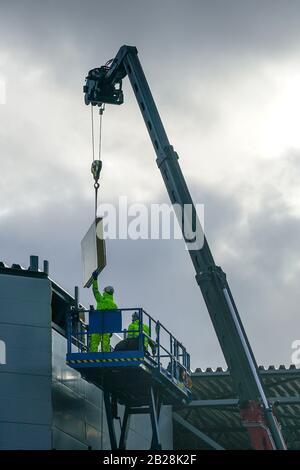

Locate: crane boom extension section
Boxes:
[83,45,286,450]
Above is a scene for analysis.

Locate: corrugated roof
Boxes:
[174,366,300,449]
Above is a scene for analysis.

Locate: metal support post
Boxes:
[149,387,162,450]
[119,406,131,450]
[103,391,118,450]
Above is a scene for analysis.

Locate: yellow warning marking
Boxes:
[68,356,144,365]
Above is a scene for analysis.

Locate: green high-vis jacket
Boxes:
[92,279,118,310]
[127,319,150,349]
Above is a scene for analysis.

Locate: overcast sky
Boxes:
[1,0,300,369]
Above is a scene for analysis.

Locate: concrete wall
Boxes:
[0,272,52,449]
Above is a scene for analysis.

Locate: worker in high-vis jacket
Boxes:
[90,271,118,352]
[127,311,156,354]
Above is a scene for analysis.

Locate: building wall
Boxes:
[52,328,107,449]
[0,272,52,449]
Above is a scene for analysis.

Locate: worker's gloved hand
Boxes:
[92,270,98,280]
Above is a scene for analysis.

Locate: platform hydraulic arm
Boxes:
[84,45,286,450]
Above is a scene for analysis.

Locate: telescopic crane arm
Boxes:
[83,45,286,450]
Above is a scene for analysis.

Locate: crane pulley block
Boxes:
[84,66,124,106]
[91,159,102,183]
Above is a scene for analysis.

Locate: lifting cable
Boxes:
[91,105,121,447]
[90,104,105,221]
[90,105,106,449]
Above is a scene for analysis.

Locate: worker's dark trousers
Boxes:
[114,337,139,351]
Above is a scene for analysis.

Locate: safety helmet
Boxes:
[104,285,114,295]
[132,311,139,321]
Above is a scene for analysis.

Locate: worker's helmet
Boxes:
[104,285,114,295]
[132,311,139,322]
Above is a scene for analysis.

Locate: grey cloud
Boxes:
[194,159,300,368]
[2,1,300,79]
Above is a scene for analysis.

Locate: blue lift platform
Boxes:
[66,306,192,449]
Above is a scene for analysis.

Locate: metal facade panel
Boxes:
[101,421,114,450]
[52,358,85,398]
[0,297,51,327]
[0,323,51,351]
[52,329,109,449]
[0,273,52,449]
[81,218,106,288]
[158,405,173,450]
[0,372,51,399]
[120,405,173,450]
[84,380,102,408]
[52,380,86,442]
[85,424,102,450]
[52,426,87,450]
[0,275,51,327]
[126,429,152,451]
[52,332,85,397]
[0,274,51,303]
[128,414,152,441]
[84,400,104,430]
[0,423,51,450]
[1,347,51,376]
[0,395,51,424]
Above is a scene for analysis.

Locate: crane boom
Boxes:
[83,45,286,450]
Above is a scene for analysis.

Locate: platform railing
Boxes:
[67,306,191,386]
